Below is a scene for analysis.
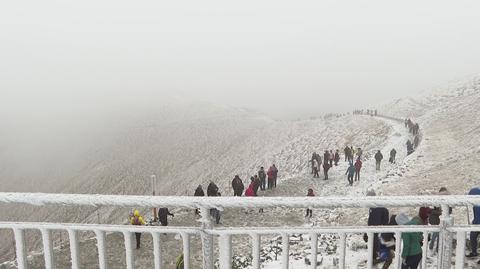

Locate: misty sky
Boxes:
[1,0,480,119]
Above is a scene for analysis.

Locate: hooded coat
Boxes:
[469,188,480,224]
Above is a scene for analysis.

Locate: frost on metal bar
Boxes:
[281,233,289,269]
[394,231,402,269]
[41,228,55,269]
[181,232,191,269]
[95,230,108,269]
[366,232,373,269]
[455,231,466,269]
[309,233,318,269]
[338,233,346,269]
[67,229,80,269]
[421,231,428,269]
[151,232,163,269]
[13,228,28,269]
[219,234,232,269]
[123,231,134,269]
[251,234,261,269]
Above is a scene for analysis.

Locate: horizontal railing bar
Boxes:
[0,193,479,209]
[0,222,442,234]
[448,226,480,232]
[0,222,200,234]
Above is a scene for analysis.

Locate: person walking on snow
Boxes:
[232,175,244,197]
[158,208,174,226]
[310,153,317,174]
[357,147,363,160]
[258,167,267,191]
[354,158,362,181]
[252,175,260,195]
[345,162,355,186]
[466,187,480,259]
[344,146,351,162]
[130,210,146,249]
[313,159,320,178]
[272,164,278,188]
[323,161,330,180]
[334,150,340,166]
[305,188,314,218]
[329,150,334,167]
[389,148,397,164]
[375,150,384,171]
[267,166,274,189]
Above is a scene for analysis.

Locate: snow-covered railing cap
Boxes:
[0,192,480,209]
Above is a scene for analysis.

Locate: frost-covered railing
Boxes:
[1,193,480,269]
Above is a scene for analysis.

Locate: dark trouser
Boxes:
[135,233,141,249]
[347,175,353,186]
[324,170,328,180]
[234,189,242,196]
[429,232,439,252]
[401,253,422,269]
[355,170,360,181]
[160,220,168,226]
[382,250,395,269]
[329,160,333,167]
[267,178,274,189]
[260,178,266,190]
[376,161,381,170]
[274,176,277,188]
[471,231,479,254]
[313,168,319,178]
[305,209,312,218]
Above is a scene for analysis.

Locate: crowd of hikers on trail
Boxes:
[405,118,421,155]
[353,109,378,116]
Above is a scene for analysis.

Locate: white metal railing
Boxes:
[1,192,480,269]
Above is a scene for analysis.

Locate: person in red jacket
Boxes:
[245,183,255,197]
[305,188,314,218]
[267,166,274,189]
[354,158,362,181]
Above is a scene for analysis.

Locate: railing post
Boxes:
[455,231,466,269]
[67,229,80,269]
[439,205,454,269]
[151,232,162,269]
[95,230,108,269]
[123,231,134,269]
[310,233,318,269]
[13,228,28,269]
[199,207,214,269]
[251,234,261,269]
[367,232,374,269]
[421,231,428,269]
[219,234,232,269]
[182,232,191,269]
[339,233,346,269]
[40,228,55,269]
[394,232,402,269]
[281,233,289,269]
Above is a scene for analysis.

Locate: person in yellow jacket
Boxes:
[130,210,146,249]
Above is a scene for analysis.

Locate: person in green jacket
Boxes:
[396,213,423,269]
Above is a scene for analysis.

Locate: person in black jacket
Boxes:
[158,208,174,226]
[365,190,389,264]
[375,150,383,171]
[207,182,219,197]
[194,185,204,215]
[232,175,244,197]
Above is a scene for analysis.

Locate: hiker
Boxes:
[344,146,351,162]
[323,161,330,180]
[414,135,420,148]
[194,185,204,215]
[399,210,427,269]
[357,147,363,160]
[313,159,320,178]
[389,149,397,164]
[329,150,334,167]
[130,210,146,249]
[310,153,317,174]
[267,166,274,189]
[406,140,414,155]
[305,188,314,218]
[272,164,278,188]
[252,175,260,195]
[379,215,398,269]
[354,158,362,181]
[350,146,355,162]
[207,181,219,197]
[365,190,389,264]
[375,150,383,171]
[466,187,480,259]
[210,192,222,224]
[258,167,267,191]
[158,208,174,226]
[428,187,451,252]
[232,175,244,197]
[334,150,340,166]
[345,162,355,186]
[245,183,256,197]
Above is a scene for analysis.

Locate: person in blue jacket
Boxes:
[467,187,480,259]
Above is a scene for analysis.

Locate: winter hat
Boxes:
[395,213,410,225]
[366,190,376,197]
[419,207,432,224]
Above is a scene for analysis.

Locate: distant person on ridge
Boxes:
[258,167,267,191]
[355,158,363,181]
[267,166,275,189]
[323,160,330,180]
[357,147,363,160]
[252,175,260,195]
[232,175,244,197]
[158,208,174,226]
[389,148,397,164]
[406,140,414,155]
[375,150,383,171]
[345,162,355,186]
[130,210,146,249]
[305,188,314,218]
[194,185,204,215]
[344,146,351,162]
[313,159,320,178]
[329,150,334,167]
[311,153,317,174]
[207,181,219,197]
[334,150,340,166]
[324,150,330,168]
[272,164,278,188]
